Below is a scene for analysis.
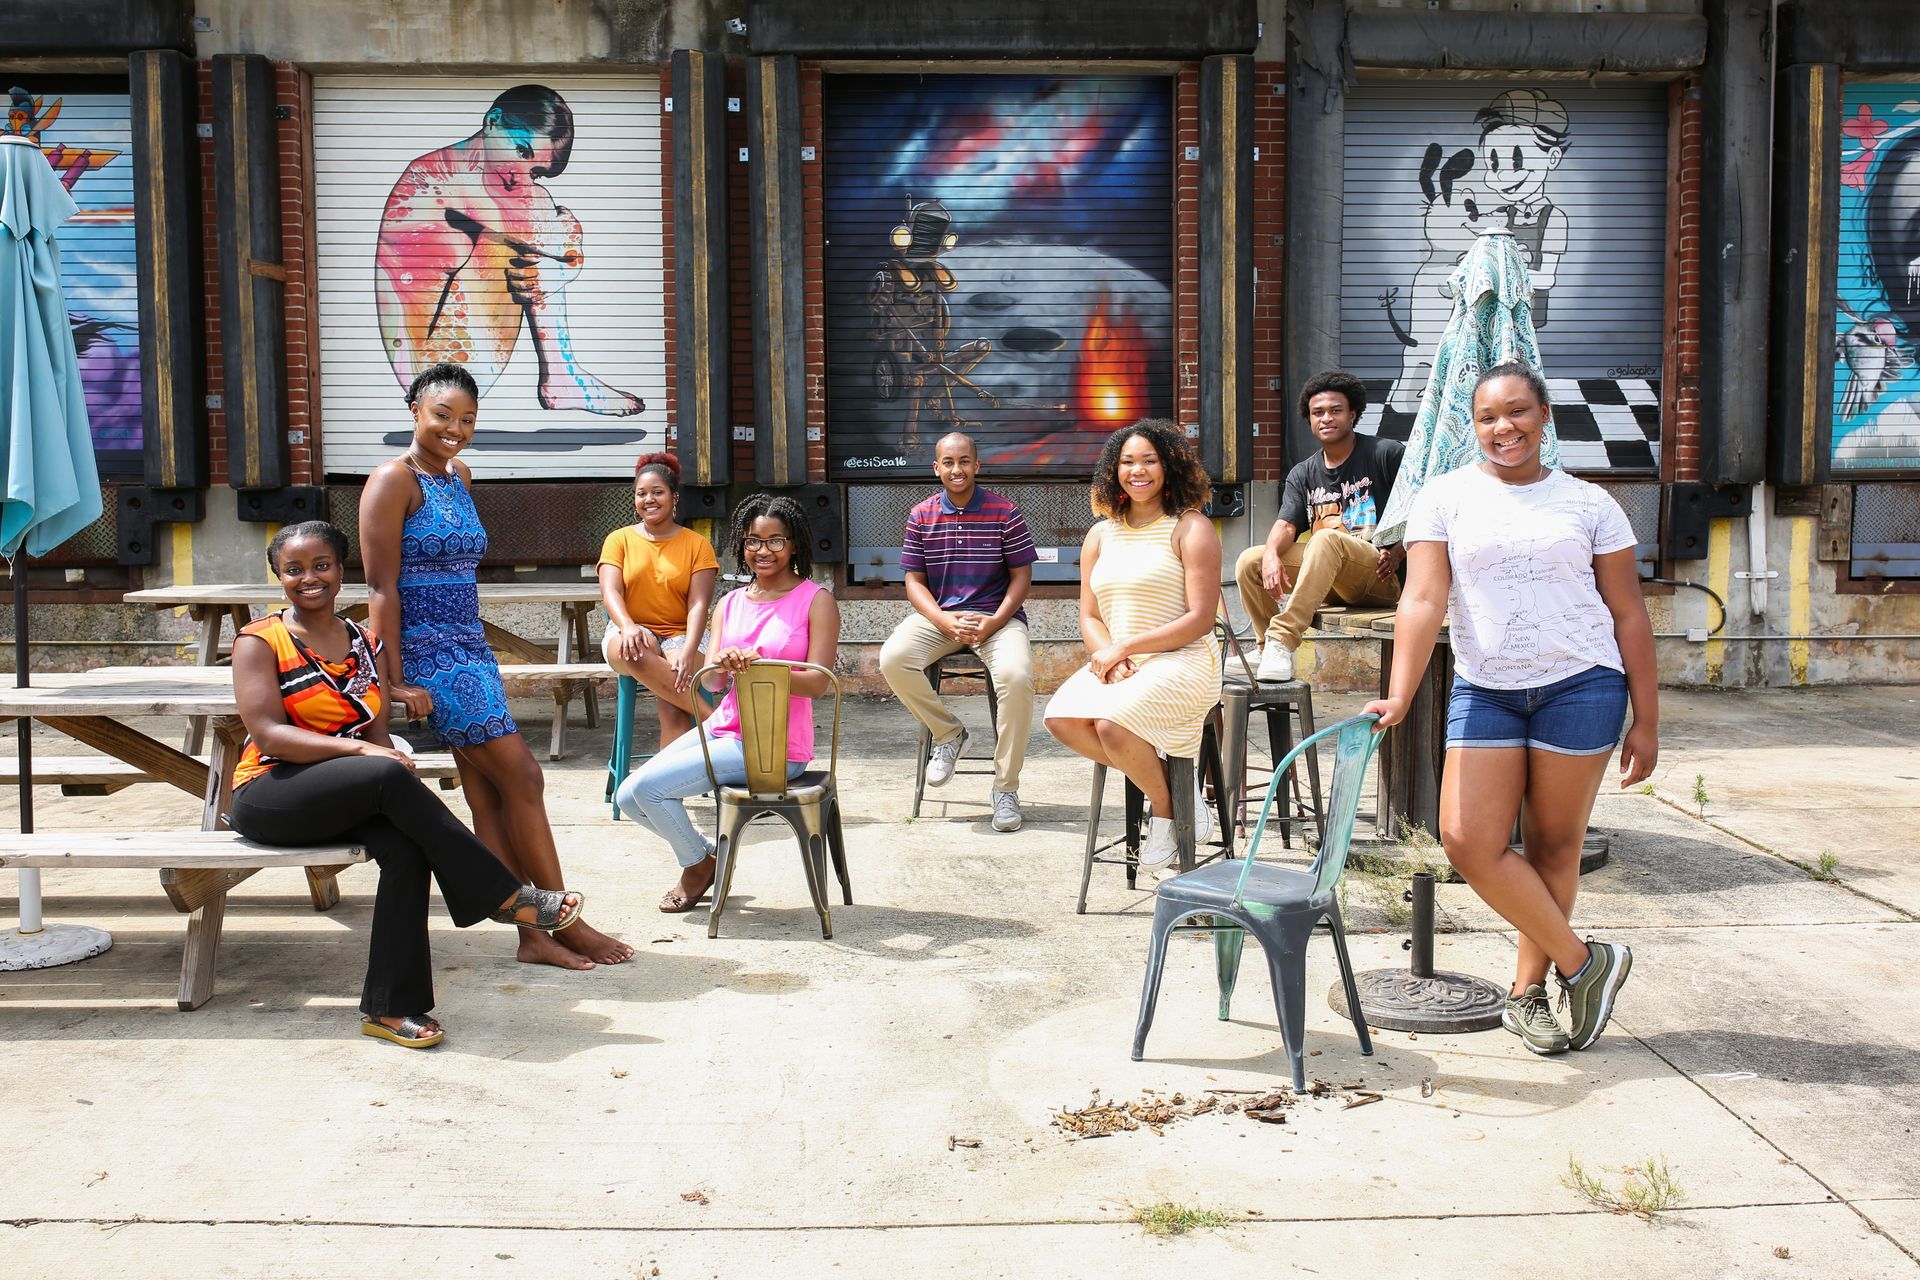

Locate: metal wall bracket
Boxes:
[678,485,732,527]
[1663,481,1751,560]
[235,486,327,525]
[117,487,205,565]
[788,483,845,564]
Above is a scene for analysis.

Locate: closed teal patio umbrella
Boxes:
[0,130,109,970]
[1374,228,1560,547]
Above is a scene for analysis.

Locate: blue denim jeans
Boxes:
[1446,665,1629,756]
[615,726,806,867]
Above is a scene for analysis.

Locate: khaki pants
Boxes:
[878,613,1034,793]
[1233,529,1400,651]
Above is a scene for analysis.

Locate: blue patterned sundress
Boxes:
[398,467,517,747]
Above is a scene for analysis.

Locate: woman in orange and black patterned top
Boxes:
[227,521,585,1050]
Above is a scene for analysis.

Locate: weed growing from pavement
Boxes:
[1813,851,1839,881]
[1563,1155,1685,1218]
[1133,1202,1236,1237]
[1691,773,1710,818]
[1348,820,1450,927]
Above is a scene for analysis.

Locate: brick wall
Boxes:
[195,60,315,488]
[1175,66,1201,441]
[1664,78,1704,484]
[1251,64,1286,483]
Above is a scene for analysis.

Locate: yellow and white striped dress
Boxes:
[1045,512,1222,758]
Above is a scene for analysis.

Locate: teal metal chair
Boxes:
[1131,714,1383,1090]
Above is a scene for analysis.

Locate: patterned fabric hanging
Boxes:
[1375,230,1560,547]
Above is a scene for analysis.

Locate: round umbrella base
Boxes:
[1328,967,1505,1034]
[0,923,113,971]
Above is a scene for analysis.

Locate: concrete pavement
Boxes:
[1,686,1915,1277]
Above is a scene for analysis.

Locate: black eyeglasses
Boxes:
[743,536,791,552]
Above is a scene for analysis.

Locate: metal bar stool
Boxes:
[605,674,654,819]
[1076,705,1233,913]
[910,651,1000,817]
[1217,622,1325,849]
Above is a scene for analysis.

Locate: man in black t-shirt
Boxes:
[1232,370,1406,682]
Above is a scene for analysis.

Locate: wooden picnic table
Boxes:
[1323,609,1451,841]
[0,667,369,1007]
[123,582,603,754]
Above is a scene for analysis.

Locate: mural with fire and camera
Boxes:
[1832,83,1920,472]
[4,79,143,472]
[823,74,1173,477]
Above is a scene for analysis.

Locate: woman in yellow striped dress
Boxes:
[1045,420,1223,868]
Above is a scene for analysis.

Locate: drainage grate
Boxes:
[847,482,1099,584]
[1852,482,1920,579]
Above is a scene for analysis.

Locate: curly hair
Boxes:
[1297,369,1367,421]
[1089,419,1213,520]
[728,491,815,581]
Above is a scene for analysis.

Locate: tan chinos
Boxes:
[1233,528,1400,651]
[879,614,1034,793]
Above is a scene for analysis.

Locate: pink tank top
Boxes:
[705,578,824,763]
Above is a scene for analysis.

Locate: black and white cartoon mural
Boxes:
[1341,83,1668,472]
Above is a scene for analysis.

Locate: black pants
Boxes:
[228,754,521,1018]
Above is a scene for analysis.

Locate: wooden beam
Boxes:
[1200,54,1255,483]
[672,49,733,486]
[1767,63,1840,486]
[748,55,809,487]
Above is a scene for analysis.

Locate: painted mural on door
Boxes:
[1832,83,1920,472]
[823,75,1173,477]
[1341,83,1668,473]
[313,75,665,478]
[4,79,142,473]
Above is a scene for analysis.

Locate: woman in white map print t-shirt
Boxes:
[1365,364,1658,1058]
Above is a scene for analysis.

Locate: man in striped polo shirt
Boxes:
[879,432,1039,832]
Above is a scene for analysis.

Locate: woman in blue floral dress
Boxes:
[360,363,631,969]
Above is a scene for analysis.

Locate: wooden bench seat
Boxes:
[1310,604,1397,632]
[1,831,368,1011]
[0,753,462,796]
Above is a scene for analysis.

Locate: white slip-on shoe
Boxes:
[991,790,1023,832]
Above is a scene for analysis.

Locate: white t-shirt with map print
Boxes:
[1404,466,1638,690]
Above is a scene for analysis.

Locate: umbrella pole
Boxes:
[14,554,39,932]
[1,554,109,970]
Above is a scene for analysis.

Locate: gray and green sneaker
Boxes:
[1502,984,1571,1055]
[1558,938,1633,1050]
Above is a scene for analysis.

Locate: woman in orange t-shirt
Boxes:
[598,452,720,745]
[227,521,583,1050]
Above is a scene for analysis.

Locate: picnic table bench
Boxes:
[124,582,605,754]
[1,832,368,1010]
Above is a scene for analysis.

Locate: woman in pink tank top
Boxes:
[615,494,841,914]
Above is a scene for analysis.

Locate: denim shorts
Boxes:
[1446,665,1628,756]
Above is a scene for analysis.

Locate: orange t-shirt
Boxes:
[230,613,385,790]
[597,524,719,637]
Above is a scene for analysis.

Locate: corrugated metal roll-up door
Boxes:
[822,73,1175,479]
[1340,82,1668,474]
[313,75,665,479]
[6,76,144,475]
[1831,81,1920,474]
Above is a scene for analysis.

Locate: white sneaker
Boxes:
[1255,640,1296,683]
[991,790,1023,832]
[1138,816,1179,869]
[926,728,968,787]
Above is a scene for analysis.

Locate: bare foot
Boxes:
[538,372,644,417]
[559,918,634,965]
[659,854,716,914]
[517,925,595,970]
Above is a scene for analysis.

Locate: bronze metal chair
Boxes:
[696,660,848,938]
